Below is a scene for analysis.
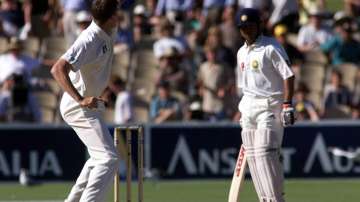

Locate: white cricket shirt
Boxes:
[236,35,294,98]
[60,21,115,113]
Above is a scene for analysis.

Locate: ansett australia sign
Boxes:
[0,127,86,181]
[149,124,360,179]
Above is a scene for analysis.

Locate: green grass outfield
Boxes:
[0,179,359,202]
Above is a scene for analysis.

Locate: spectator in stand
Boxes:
[22,0,56,39]
[274,24,304,86]
[0,74,41,122]
[133,4,152,43]
[114,11,133,54]
[145,0,157,16]
[322,69,352,115]
[350,104,360,119]
[297,7,333,53]
[320,12,360,66]
[108,76,133,124]
[352,69,360,107]
[0,37,41,85]
[197,45,232,121]
[155,0,193,18]
[60,0,91,47]
[204,25,236,69]
[0,0,25,37]
[293,83,319,122]
[344,0,360,25]
[202,0,234,26]
[184,84,204,121]
[268,0,299,33]
[75,10,92,36]
[237,0,271,10]
[155,46,189,95]
[153,18,186,59]
[298,0,326,25]
[150,81,182,123]
[219,6,242,55]
[154,0,193,35]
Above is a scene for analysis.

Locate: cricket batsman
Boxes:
[50,0,120,201]
[236,8,295,202]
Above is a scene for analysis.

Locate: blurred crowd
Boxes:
[0,0,360,124]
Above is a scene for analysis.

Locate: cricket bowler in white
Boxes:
[235,8,295,202]
[51,0,120,201]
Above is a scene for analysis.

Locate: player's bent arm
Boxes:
[50,59,83,103]
[283,76,295,103]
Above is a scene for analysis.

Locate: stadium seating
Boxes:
[33,91,59,123]
[22,37,41,57]
[39,36,67,60]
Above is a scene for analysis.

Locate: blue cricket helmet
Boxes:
[236,8,261,28]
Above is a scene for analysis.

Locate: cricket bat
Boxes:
[228,145,247,202]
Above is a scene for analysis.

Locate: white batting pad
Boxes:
[241,129,266,201]
[254,128,285,202]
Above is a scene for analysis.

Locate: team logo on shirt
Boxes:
[241,62,245,71]
[251,60,259,69]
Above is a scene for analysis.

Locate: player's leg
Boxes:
[63,109,120,202]
[254,101,285,202]
[64,160,93,202]
[239,96,266,201]
[241,128,266,201]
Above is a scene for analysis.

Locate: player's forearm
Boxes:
[283,76,295,103]
[51,59,83,103]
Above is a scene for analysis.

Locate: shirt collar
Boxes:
[90,21,112,42]
[244,35,263,49]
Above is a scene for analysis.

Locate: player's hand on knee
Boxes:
[281,102,295,127]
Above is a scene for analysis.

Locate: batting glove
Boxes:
[281,102,295,127]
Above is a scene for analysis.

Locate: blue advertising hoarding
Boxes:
[0,125,86,181]
[1,122,360,181]
[148,122,360,179]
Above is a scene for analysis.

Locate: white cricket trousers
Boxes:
[61,107,120,202]
[238,95,285,202]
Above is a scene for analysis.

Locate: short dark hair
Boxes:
[110,75,125,87]
[157,80,170,89]
[91,0,119,24]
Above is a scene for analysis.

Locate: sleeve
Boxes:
[149,98,159,119]
[60,35,97,72]
[269,46,294,80]
[153,41,162,58]
[320,37,336,54]
[155,0,166,16]
[297,27,307,47]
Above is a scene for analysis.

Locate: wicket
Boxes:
[114,126,144,202]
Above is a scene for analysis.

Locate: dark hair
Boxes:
[157,80,170,89]
[91,0,119,24]
[110,75,125,87]
[331,69,342,81]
